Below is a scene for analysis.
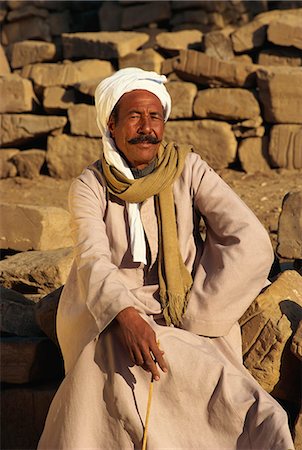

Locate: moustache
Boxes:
[128,135,161,145]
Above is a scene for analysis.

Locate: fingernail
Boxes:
[154,375,160,381]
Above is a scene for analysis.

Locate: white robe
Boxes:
[38,151,294,449]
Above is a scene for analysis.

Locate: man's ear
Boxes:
[108,115,115,138]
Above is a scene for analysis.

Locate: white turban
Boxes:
[94,67,172,265]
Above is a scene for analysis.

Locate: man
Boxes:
[38,68,294,449]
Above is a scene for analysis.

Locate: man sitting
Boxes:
[38,68,294,450]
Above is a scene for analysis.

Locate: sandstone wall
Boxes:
[1,0,302,180]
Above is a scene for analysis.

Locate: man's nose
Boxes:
[138,116,151,134]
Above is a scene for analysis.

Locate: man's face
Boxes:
[108,89,165,170]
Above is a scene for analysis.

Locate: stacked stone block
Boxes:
[0,0,301,179]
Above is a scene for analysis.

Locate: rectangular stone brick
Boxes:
[68,104,101,137]
[230,9,302,53]
[0,203,72,251]
[0,247,73,295]
[174,49,258,88]
[164,120,237,169]
[6,40,56,69]
[278,191,302,259]
[47,134,102,179]
[166,81,197,119]
[156,30,202,52]
[0,114,67,147]
[203,27,235,61]
[193,87,260,121]
[119,48,164,73]
[1,15,51,45]
[268,14,302,50]
[21,59,113,88]
[62,31,149,59]
[269,124,302,169]
[0,74,35,113]
[238,136,271,173]
[257,67,302,124]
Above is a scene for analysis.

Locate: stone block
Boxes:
[258,47,302,67]
[6,4,49,22]
[231,9,302,53]
[1,336,63,384]
[164,120,237,170]
[1,382,60,450]
[268,14,302,50]
[0,114,67,147]
[269,124,302,169]
[0,203,72,251]
[47,134,102,179]
[119,48,164,73]
[0,44,11,75]
[0,149,19,178]
[0,74,35,113]
[166,81,197,119]
[257,67,302,124]
[0,247,72,296]
[11,149,46,178]
[21,59,113,88]
[277,191,302,260]
[6,40,56,69]
[0,286,42,337]
[240,270,302,403]
[62,31,149,60]
[194,88,260,121]
[238,136,271,173]
[43,86,76,113]
[174,50,258,88]
[121,1,171,30]
[68,104,101,137]
[1,15,51,45]
[156,30,203,53]
[203,27,235,61]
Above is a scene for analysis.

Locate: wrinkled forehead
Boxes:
[112,89,164,115]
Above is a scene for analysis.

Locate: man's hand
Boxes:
[115,307,168,381]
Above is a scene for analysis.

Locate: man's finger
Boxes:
[151,344,168,374]
[142,350,160,381]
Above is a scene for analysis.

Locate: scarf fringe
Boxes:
[160,288,191,327]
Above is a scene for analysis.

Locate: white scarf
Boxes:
[94,68,171,264]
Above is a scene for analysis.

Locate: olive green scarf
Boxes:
[101,141,193,327]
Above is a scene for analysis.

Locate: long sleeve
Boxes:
[179,154,274,336]
[67,171,142,333]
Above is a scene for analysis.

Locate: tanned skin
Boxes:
[108,90,168,381]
